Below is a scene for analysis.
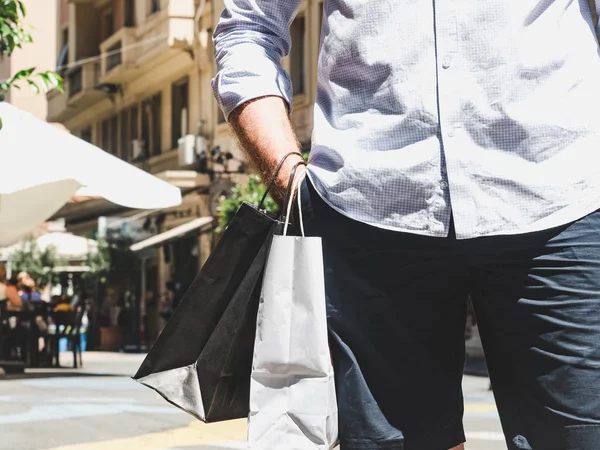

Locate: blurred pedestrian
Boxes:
[0,264,23,311]
[17,272,42,304]
[158,281,176,323]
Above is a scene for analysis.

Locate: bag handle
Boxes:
[279,160,307,215]
[258,151,304,209]
[283,169,307,237]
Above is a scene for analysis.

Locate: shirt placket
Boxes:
[433,0,463,237]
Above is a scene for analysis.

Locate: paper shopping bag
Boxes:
[248,175,338,449]
[133,153,307,423]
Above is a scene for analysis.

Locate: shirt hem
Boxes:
[306,169,600,240]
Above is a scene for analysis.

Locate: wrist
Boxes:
[271,155,306,205]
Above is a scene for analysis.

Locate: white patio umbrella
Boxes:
[0,102,182,247]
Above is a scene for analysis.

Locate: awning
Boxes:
[54,265,91,273]
[130,216,213,252]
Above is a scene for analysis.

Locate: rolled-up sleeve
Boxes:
[211,0,301,121]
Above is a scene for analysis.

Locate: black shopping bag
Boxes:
[133,202,276,422]
[133,153,306,423]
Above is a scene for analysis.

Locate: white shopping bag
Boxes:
[248,174,338,450]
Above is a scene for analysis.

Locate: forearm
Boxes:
[229,96,304,204]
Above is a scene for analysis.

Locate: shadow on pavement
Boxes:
[0,371,123,380]
[157,445,245,450]
[464,356,489,377]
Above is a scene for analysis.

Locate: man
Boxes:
[212,1,600,449]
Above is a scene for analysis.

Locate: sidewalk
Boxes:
[0,352,503,450]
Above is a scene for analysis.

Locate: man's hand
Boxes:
[229,96,306,206]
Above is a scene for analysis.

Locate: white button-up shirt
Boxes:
[212,0,600,239]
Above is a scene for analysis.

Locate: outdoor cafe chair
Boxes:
[48,309,84,369]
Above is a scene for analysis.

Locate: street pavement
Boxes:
[0,353,505,450]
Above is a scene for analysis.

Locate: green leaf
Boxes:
[38,77,49,93]
[216,174,280,233]
[17,1,26,17]
[12,67,35,79]
[10,236,60,289]
[45,71,62,86]
[38,71,64,92]
[0,2,63,100]
[4,1,18,16]
[38,73,52,92]
[0,117,3,130]
[1,23,12,37]
[27,79,39,93]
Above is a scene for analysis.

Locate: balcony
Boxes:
[46,61,105,123]
[67,0,106,5]
[133,8,195,70]
[47,89,69,123]
[67,61,104,107]
[99,27,137,83]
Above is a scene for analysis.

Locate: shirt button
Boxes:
[447,128,455,137]
[442,56,452,69]
[440,181,448,189]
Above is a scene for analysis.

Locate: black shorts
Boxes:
[298,179,600,450]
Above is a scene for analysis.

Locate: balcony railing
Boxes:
[65,61,100,99]
[68,67,83,97]
[100,28,137,82]
[106,42,122,72]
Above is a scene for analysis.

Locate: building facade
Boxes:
[0,0,59,119]
[47,0,324,346]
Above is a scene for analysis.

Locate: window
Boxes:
[120,109,130,161]
[110,116,119,157]
[141,102,149,154]
[119,106,140,161]
[131,105,139,144]
[150,0,160,14]
[100,117,118,155]
[151,94,162,156]
[124,0,135,27]
[99,116,118,155]
[131,105,142,160]
[142,93,162,156]
[80,127,92,143]
[106,42,122,71]
[62,28,69,50]
[100,120,108,150]
[56,28,69,74]
[171,77,189,148]
[290,16,306,96]
[102,8,115,40]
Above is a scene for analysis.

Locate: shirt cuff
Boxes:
[211,44,293,122]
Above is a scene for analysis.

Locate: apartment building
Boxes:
[47,0,324,345]
[0,0,59,119]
